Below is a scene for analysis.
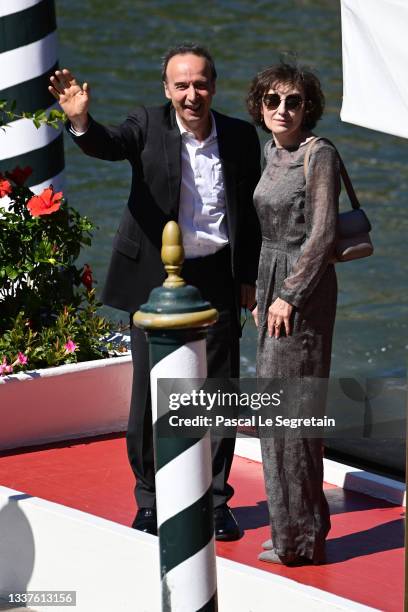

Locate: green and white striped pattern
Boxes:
[150,336,218,612]
[0,0,64,192]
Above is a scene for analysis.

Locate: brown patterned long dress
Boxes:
[254,138,340,562]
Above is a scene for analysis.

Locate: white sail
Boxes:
[340,0,408,139]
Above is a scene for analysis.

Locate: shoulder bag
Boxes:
[304,137,373,263]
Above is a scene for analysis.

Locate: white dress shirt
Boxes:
[175,112,229,258]
[70,111,229,258]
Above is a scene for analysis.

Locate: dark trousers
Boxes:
[126,246,240,510]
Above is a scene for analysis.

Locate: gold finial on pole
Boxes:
[133,219,218,330]
[161,221,186,288]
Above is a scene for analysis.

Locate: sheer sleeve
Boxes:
[278,142,340,309]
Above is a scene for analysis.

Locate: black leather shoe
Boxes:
[214,505,241,541]
[131,508,157,535]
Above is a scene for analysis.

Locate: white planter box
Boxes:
[0,356,132,451]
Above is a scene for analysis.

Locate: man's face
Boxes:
[164,53,216,135]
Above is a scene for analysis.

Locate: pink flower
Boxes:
[64,339,77,353]
[0,357,13,375]
[17,352,28,365]
[10,352,29,369]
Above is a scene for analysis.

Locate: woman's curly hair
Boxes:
[246,62,325,132]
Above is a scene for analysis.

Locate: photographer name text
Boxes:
[168,415,335,429]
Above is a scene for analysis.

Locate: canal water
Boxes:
[55,0,407,472]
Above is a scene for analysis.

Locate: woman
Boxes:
[246,63,340,566]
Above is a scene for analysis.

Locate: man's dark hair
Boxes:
[161,43,217,83]
[246,62,325,132]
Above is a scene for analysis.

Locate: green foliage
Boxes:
[0,179,115,374]
[0,99,66,130]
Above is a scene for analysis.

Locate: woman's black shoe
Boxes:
[214,505,241,541]
[132,508,157,535]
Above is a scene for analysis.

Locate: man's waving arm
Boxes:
[49,68,145,162]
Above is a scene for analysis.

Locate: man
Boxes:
[49,44,261,540]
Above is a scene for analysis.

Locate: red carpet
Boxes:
[0,434,404,611]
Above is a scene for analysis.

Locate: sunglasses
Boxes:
[262,93,304,111]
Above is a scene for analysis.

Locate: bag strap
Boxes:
[303,136,360,210]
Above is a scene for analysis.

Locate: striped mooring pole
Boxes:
[133,222,219,612]
[0,0,65,193]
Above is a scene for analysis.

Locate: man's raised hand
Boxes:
[49,68,90,132]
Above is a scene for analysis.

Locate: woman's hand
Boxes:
[267,297,293,338]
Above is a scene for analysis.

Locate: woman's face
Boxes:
[261,81,305,143]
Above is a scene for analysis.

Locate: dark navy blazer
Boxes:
[70,102,261,316]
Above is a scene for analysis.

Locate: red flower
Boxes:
[81,264,93,291]
[6,165,33,186]
[27,186,63,217]
[0,178,12,198]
